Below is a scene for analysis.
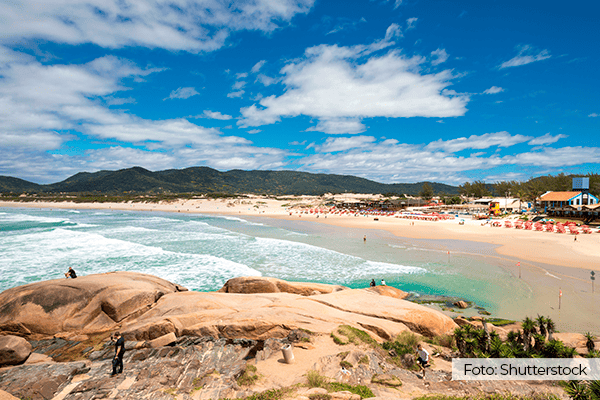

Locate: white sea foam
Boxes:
[0,213,70,224]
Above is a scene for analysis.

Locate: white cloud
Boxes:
[527,133,567,145]
[200,110,233,120]
[251,60,267,73]
[314,136,376,152]
[247,129,262,134]
[393,0,403,9]
[589,113,599,117]
[239,26,468,129]
[256,74,279,86]
[430,48,449,66]
[164,87,200,100]
[384,24,402,41]
[406,18,418,30]
[426,132,531,152]
[233,81,247,90]
[483,86,504,94]
[298,137,600,184]
[499,44,551,69]
[227,90,245,98]
[0,0,315,53]
[306,118,366,134]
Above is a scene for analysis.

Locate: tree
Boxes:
[585,332,596,353]
[459,180,491,198]
[419,182,434,200]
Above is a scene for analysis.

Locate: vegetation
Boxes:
[561,380,600,400]
[414,394,561,400]
[306,370,374,399]
[453,316,578,358]
[490,173,600,200]
[0,166,459,196]
[237,364,260,386]
[382,331,420,359]
[331,325,378,347]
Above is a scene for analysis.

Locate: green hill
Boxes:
[0,167,459,196]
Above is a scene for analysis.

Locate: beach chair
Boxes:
[524,221,533,230]
[504,221,513,228]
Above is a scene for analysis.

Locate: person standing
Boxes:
[416,343,429,378]
[111,332,125,376]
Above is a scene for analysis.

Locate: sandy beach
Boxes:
[2,197,599,334]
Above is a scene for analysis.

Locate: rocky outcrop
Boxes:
[0,272,455,343]
[0,272,187,336]
[0,336,32,367]
[218,276,347,296]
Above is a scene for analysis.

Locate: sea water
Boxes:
[0,207,531,315]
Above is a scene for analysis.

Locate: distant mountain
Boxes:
[0,167,459,196]
[0,176,43,193]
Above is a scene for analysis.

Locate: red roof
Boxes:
[540,191,581,202]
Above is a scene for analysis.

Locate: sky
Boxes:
[1,0,599,185]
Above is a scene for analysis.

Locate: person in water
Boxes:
[64,267,77,279]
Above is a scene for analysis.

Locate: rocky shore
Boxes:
[0,273,573,399]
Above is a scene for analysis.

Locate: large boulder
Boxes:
[0,335,32,366]
[218,276,347,296]
[121,287,456,342]
[0,272,187,336]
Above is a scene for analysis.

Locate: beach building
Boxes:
[539,191,599,214]
[473,198,522,215]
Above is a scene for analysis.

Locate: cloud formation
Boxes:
[0,0,315,53]
[499,44,551,69]
[239,26,468,131]
[164,87,200,100]
[483,86,504,94]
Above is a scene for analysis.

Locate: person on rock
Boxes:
[111,332,125,376]
[370,279,376,287]
[416,343,429,378]
[64,267,77,279]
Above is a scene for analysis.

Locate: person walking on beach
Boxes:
[64,267,77,279]
[416,343,429,378]
[363,235,366,242]
[370,279,376,287]
[111,332,125,376]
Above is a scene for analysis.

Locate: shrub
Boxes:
[237,364,259,386]
[306,370,328,388]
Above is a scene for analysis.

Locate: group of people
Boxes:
[369,278,386,287]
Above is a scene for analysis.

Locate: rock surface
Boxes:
[0,272,186,336]
[218,276,347,295]
[0,336,32,367]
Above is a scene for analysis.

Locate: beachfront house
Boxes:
[539,191,599,220]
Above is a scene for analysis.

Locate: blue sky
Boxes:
[1,0,599,185]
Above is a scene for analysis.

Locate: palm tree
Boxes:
[585,332,597,353]
[536,315,547,338]
[533,333,546,353]
[546,318,556,341]
[561,381,591,400]
[522,317,536,351]
[454,327,466,356]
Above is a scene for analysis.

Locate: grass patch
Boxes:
[426,334,454,348]
[486,318,516,327]
[327,382,375,399]
[330,332,347,345]
[237,364,260,386]
[308,394,331,400]
[306,370,329,388]
[413,394,561,400]
[244,387,293,400]
[358,355,369,364]
[340,360,353,369]
[334,325,377,346]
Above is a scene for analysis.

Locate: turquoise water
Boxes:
[0,207,530,314]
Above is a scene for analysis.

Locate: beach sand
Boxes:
[2,197,599,334]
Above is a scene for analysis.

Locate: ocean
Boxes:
[0,207,531,316]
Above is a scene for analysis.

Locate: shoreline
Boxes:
[2,199,599,334]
